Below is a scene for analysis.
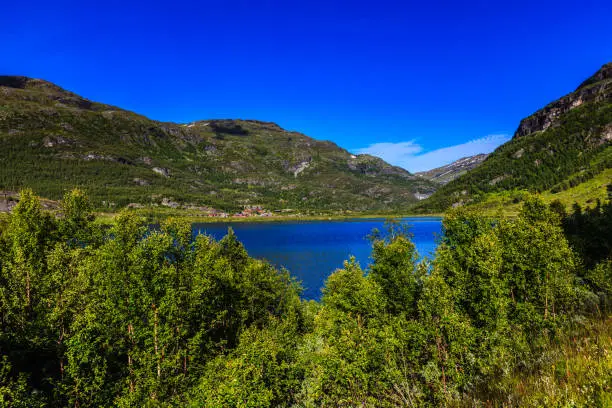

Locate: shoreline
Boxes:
[93,210,444,224]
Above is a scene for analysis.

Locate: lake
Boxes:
[193,217,443,300]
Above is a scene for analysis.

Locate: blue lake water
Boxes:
[193,217,443,300]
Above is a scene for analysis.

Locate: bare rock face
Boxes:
[489,175,508,186]
[133,178,150,186]
[289,158,312,177]
[514,63,612,138]
[43,135,75,147]
[600,124,612,144]
[83,153,111,161]
[161,197,180,208]
[0,191,18,212]
[512,148,524,159]
[152,167,170,177]
[414,192,431,200]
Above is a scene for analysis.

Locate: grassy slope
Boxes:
[466,168,612,217]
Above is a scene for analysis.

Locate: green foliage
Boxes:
[58,188,99,245]
[1,189,303,406]
[561,192,612,268]
[0,356,45,407]
[321,258,384,318]
[191,318,304,407]
[0,190,610,406]
[369,219,424,316]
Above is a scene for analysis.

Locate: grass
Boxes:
[465,317,612,407]
[541,168,612,208]
[462,168,612,217]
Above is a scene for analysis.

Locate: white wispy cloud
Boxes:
[354,134,511,173]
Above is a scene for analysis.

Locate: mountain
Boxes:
[415,154,489,184]
[0,76,437,213]
[418,62,612,212]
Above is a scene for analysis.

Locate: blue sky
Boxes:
[2,1,611,172]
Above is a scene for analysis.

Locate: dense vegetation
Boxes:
[418,63,612,213]
[0,76,435,213]
[0,189,609,406]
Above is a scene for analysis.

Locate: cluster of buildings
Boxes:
[203,205,272,218]
[231,205,273,218]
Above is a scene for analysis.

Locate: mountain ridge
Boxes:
[415,154,489,185]
[514,62,612,139]
[417,62,612,212]
[0,75,437,213]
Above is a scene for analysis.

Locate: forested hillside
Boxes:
[0,189,609,406]
[0,76,436,213]
[418,63,612,212]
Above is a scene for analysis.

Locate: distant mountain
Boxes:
[418,62,612,212]
[416,154,489,185]
[0,76,437,212]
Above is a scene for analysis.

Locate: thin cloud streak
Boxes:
[354,134,511,173]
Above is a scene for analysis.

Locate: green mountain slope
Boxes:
[0,76,436,212]
[418,62,612,212]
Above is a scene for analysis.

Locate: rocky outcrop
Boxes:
[514,63,612,138]
[290,159,311,177]
[0,191,19,212]
[152,167,170,177]
[208,120,249,136]
[414,192,431,200]
[133,178,150,186]
[576,63,612,89]
[43,135,75,147]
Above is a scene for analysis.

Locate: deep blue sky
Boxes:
[2,0,611,171]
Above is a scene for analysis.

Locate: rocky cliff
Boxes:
[514,63,612,138]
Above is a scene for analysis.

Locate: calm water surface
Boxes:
[193,217,442,300]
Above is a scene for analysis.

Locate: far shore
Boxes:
[93,210,444,225]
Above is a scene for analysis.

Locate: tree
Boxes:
[499,197,578,325]
[191,318,304,407]
[58,188,99,247]
[369,219,424,316]
[0,189,58,397]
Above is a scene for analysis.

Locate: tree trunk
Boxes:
[128,323,135,393]
[152,304,160,379]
